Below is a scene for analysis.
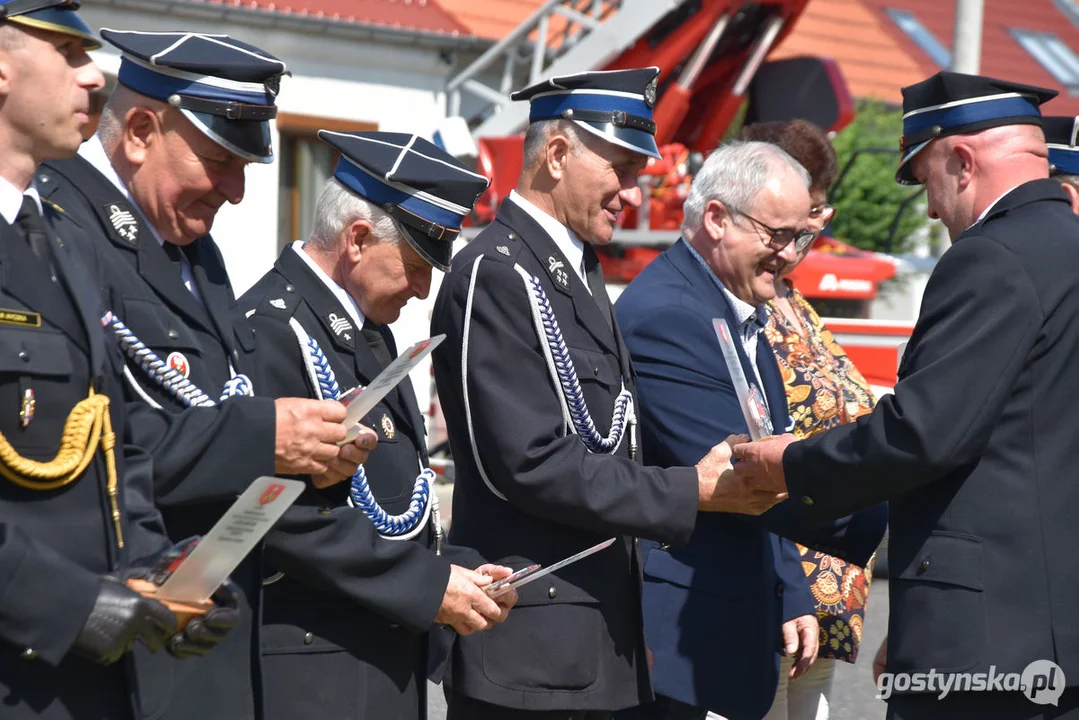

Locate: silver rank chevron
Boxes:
[108,204,138,242]
[327,312,353,341]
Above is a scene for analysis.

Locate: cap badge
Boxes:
[265,75,282,98]
[380,413,395,440]
[644,77,658,108]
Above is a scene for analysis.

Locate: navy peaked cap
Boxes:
[1042,116,1079,176]
[896,71,1056,185]
[511,67,662,159]
[319,130,491,272]
[101,29,288,164]
[0,0,99,48]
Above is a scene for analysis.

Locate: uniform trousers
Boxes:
[445,689,613,719]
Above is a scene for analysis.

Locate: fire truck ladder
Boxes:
[447,0,687,139]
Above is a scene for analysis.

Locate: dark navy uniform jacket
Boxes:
[783,180,1079,695]
[430,199,702,712]
[37,154,276,720]
[615,239,886,719]
[0,202,173,719]
[239,244,480,720]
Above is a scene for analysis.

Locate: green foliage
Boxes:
[829,99,928,254]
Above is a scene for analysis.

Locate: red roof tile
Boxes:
[769,0,925,103]
[190,0,470,36]
[863,0,1079,114]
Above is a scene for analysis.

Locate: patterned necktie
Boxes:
[582,244,613,330]
[16,195,50,263]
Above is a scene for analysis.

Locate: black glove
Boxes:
[166,579,241,659]
[73,577,179,665]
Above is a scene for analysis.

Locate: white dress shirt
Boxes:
[293,240,367,332]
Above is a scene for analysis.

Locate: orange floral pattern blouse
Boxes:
[763,283,877,663]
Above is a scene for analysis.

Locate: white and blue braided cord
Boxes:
[101,311,252,408]
[302,328,434,541]
[522,272,635,456]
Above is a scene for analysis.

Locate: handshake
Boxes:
[693,433,798,515]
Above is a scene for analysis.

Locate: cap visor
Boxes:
[180,109,273,164]
[398,223,452,272]
[895,140,930,185]
[575,121,662,159]
[10,9,101,49]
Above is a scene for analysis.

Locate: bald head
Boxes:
[912,123,1049,238]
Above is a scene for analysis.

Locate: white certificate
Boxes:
[155,477,305,604]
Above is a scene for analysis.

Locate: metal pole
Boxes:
[951,0,984,74]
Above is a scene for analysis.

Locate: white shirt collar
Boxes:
[292,240,366,331]
[0,177,41,225]
[508,190,588,288]
[680,237,760,328]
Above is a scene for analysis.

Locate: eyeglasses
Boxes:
[736,211,818,253]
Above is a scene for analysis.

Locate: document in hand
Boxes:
[152,476,305,604]
[712,318,772,440]
[338,335,445,445]
[485,538,617,598]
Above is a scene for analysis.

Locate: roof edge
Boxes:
[92,0,495,52]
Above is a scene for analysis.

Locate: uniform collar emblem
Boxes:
[380,413,395,440]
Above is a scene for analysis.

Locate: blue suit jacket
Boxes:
[616,240,885,719]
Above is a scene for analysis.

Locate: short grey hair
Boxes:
[97,85,166,151]
[522,119,588,169]
[306,178,402,250]
[682,140,811,235]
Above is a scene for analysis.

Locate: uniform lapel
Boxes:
[46,209,107,377]
[495,201,619,356]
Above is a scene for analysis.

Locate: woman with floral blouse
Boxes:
[740,119,885,720]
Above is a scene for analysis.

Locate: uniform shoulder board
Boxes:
[485,232,523,264]
[255,287,299,318]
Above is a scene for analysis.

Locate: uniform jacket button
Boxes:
[285,285,295,293]
[918,558,931,574]
[18,350,29,361]
[20,648,37,660]
[303,632,314,645]
[547,586,557,599]
[168,329,179,340]
[801,496,815,507]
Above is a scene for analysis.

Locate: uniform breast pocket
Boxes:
[119,297,201,353]
[567,345,618,390]
[0,327,73,378]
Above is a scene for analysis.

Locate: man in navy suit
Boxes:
[615,140,884,720]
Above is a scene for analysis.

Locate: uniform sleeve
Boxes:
[785,236,1042,520]
[247,309,451,633]
[0,522,100,665]
[124,397,277,507]
[437,257,699,545]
